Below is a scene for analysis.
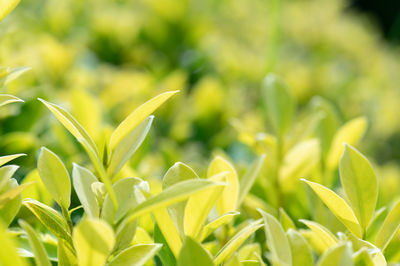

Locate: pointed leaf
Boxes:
[287,229,313,266]
[300,220,338,251]
[38,147,71,209]
[0,154,25,168]
[238,154,266,205]
[0,164,20,191]
[199,211,240,242]
[0,0,20,22]
[317,243,353,266]
[72,164,99,218]
[0,181,31,208]
[375,200,400,250]
[0,94,23,107]
[178,237,214,266]
[109,244,162,266]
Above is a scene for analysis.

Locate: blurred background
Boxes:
[0,0,400,185]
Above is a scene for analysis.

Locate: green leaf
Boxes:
[38,147,71,209]
[353,248,374,266]
[0,223,27,266]
[73,218,115,266]
[301,179,362,237]
[0,181,31,209]
[0,165,20,191]
[123,179,225,224]
[326,117,367,170]
[259,209,292,266]
[184,172,226,239]
[279,139,320,192]
[38,98,99,159]
[208,156,239,215]
[153,208,182,258]
[154,223,176,266]
[162,162,199,238]
[178,237,214,266]
[107,116,153,178]
[287,229,313,266]
[339,144,378,232]
[262,74,296,137]
[279,208,295,231]
[58,239,77,266]
[375,200,400,250]
[19,220,52,266]
[23,199,72,242]
[0,179,25,225]
[0,66,30,85]
[238,154,266,206]
[109,90,179,150]
[108,244,162,266]
[199,211,240,242]
[72,164,99,218]
[214,219,263,265]
[317,243,353,266]
[299,220,338,251]
[0,0,20,21]
[0,94,24,107]
[0,153,25,168]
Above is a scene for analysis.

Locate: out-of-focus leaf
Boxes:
[0,181,31,208]
[0,179,26,225]
[261,74,296,137]
[353,248,374,266]
[317,243,353,266]
[38,147,71,210]
[279,208,295,231]
[123,179,225,223]
[238,154,266,206]
[259,209,292,266]
[19,220,52,266]
[21,170,53,206]
[109,90,179,150]
[58,239,77,266]
[326,117,367,171]
[287,229,313,266]
[23,199,72,242]
[108,244,162,266]
[0,222,27,266]
[177,237,214,266]
[299,220,338,251]
[0,94,24,107]
[339,144,378,232]
[214,219,262,265]
[0,153,25,168]
[0,165,19,191]
[375,200,400,250]
[208,156,239,215]
[301,179,362,237]
[0,66,30,84]
[72,164,99,218]
[73,218,115,266]
[107,116,153,178]
[279,139,320,192]
[199,211,240,241]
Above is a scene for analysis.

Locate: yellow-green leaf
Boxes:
[178,237,214,266]
[326,117,367,171]
[199,211,240,242]
[214,219,263,265]
[108,244,162,266]
[153,208,182,258]
[353,248,374,266]
[107,116,153,178]
[208,156,239,215]
[0,165,19,191]
[0,181,31,209]
[0,223,27,266]
[238,154,266,205]
[0,153,25,168]
[123,179,225,224]
[287,229,313,266]
[19,220,52,266]
[73,218,115,266]
[38,147,71,209]
[72,164,99,218]
[375,200,400,250]
[259,209,292,266]
[299,220,338,251]
[109,90,179,150]
[301,179,362,237]
[0,94,24,107]
[0,66,30,85]
[0,0,20,21]
[339,144,378,231]
[317,243,353,266]
[58,239,77,266]
[279,208,296,231]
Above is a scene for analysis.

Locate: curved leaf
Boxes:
[317,243,353,266]
[178,237,214,266]
[109,244,162,266]
[375,200,400,250]
[299,220,338,251]
[72,164,99,218]
[287,229,313,266]
[238,154,266,206]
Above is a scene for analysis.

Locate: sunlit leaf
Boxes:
[72,164,99,218]
[153,208,182,257]
[299,220,338,251]
[287,229,313,266]
[108,244,162,266]
[317,243,353,266]
[199,211,240,242]
[178,237,214,266]
[375,200,400,250]
[0,94,24,107]
[0,154,25,168]
[0,165,19,191]
[279,208,295,231]
[238,154,266,206]
[0,0,20,21]
[0,222,27,266]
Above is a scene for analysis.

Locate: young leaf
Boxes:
[301,179,362,237]
[123,179,225,224]
[214,219,263,265]
[208,156,239,215]
[38,147,71,210]
[0,181,31,209]
[19,220,52,266]
[0,154,25,168]
[108,244,162,266]
[73,218,115,266]
[375,200,400,250]
[0,0,20,22]
[0,165,20,191]
[72,164,99,218]
[38,99,99,158]
[317,243,353,266]
[199,211,240,241]
[23,199,72,242]
[0,94,24,107]
[279,208,296,231]
[177,237,214,266]
[0,179,26,225]
[287,229,313,266]
[326,117,367,170]
[109,90,179,150]
[107,115,153,178]
[339,144,378,231]
[299,220,338,251]
[238,154,266,206]
[259,209,292,266]
[153,208,182,258]
[261,74,296,137]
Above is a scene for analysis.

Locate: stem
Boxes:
[62,206,73,233]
